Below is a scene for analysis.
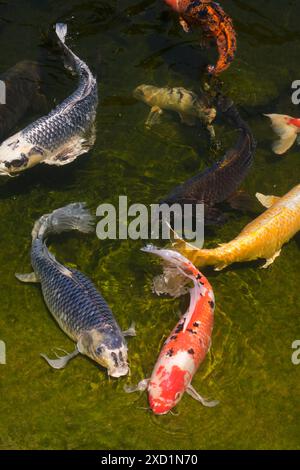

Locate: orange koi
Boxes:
[165,0,237,75]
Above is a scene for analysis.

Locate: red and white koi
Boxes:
[265,113,300,155]
[125,245,218,415]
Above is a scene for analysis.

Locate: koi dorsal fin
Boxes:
[256,192,280,209]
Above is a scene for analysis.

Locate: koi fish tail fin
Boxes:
[32,203,94,241]
[264,114,298,155]
[55,23,67,44]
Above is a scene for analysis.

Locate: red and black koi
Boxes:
[125,246,218,415]
[165,0,237,75]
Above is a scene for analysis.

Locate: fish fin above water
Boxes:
[186,384,219,407]
[123,322,136,337]
[256,192,280,209]
[15,272,39,283]
[227,190,255,211]
[179,113,196,126]
[124,378,150,393]
[41,347,79,369]
[145,106,163,128]
[261,250,281,269]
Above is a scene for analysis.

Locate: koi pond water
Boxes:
[1,0,300,450]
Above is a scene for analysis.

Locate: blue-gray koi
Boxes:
[0,23,98,176]
[16,203,135,377]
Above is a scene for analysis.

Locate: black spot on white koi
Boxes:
[187,329,197,335]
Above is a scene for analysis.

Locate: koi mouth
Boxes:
[108,364,129,378]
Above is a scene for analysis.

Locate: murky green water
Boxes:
[1,0,300,450]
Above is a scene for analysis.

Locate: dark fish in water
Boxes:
[16,203,135,378]
[0,60,46,141]
[133,84,216,140]
[0,23,98,176]
[165,0,237,75]
[161,95,256,225]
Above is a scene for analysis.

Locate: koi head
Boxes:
[78,328,129,378]
[0,132,45,176]
[133,84,157,104]
[149,362,192,414]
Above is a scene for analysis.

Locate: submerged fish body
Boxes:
[162,95,256,225]
[0,60,46,141]
[0,23,98,176]
[165,0,237,75]
[126,246,218,415]
[133,84,216,137]
[174,184,300,270]
[16,203,129,378]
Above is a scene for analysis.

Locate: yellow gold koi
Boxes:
[173,184,300,270]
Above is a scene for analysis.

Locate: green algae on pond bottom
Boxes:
[1,0,300,450]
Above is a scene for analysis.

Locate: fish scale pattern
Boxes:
[22,75,97,152]
[31,238,123,345]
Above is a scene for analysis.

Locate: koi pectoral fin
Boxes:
[124,378,150,394]
[256,192,280,209]
[41,347,79,369]
[123,322,136,337]
[145,106,163,128]
[187,384,219,407]
[261,250,281,269]
[15,272,39,283]
[179,16,191,33]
